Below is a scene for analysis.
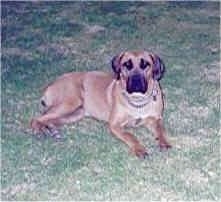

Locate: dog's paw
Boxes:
[159,141,172,151]
[131,145,149,159]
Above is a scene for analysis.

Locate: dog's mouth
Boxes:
[126,74,148,94]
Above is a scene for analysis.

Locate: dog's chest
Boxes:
[124,99,162,127]
[128,103,156,119]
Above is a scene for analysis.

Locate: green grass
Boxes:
[1,2,220,201]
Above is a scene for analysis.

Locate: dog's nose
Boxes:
[132,75,142,91]
[127,74,147,94]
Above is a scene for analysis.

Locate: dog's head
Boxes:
[112,51,165,94]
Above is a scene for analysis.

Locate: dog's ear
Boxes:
[150,53,165,81]
[111,53,124,80]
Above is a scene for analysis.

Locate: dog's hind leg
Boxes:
[57,106,85,124]
[31,101,84,138]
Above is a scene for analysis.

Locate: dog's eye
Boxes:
[140,59,150,70]
[123,59,133,70]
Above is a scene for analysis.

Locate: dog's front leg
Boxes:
[144,117,171,150]
[109,113,148,158]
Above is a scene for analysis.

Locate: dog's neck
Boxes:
[121,80,158,109]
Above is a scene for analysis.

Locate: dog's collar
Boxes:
[122,81,158,109]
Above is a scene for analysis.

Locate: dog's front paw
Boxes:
[131,145,149,159]
[159,140,172,151]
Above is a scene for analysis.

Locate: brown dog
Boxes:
[30,51,171,158]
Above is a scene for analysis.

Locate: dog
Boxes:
[30,50,171,158]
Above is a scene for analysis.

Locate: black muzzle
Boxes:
[126,74,147,94]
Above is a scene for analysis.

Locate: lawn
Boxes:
[1,1,220,201]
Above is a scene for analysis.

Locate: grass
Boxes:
[1,1,220,201]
